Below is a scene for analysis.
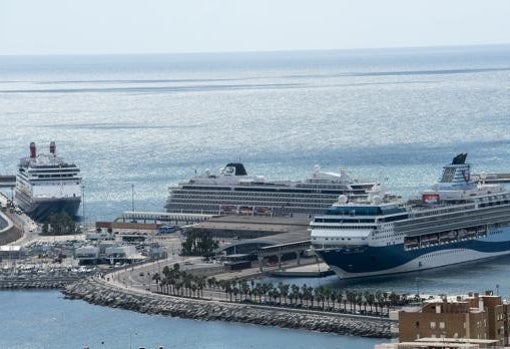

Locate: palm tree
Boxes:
[290,284,300,306]
[346,290,356,313]
[375,290,384,316]
[240,280,250,301]
[160,278,168,294]
[197,276,206,298]
[277,282,289,305]
[323,287,332,309]
[261,283,273,303]
[175,281,183,296]
[207,276,217,289]
[329,289,337,310]
[315,285,325,309]
[335,290,344,311]
[365,291,375,314]
[252,283,262,303]
[356,291,363,313]
[162,266,171,278]
[152,272,161,291]
[389,292,400,308]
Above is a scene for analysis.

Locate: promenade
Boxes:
[64,275,394,338]
[56,254,397,338]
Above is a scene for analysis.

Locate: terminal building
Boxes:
[399,291,510,346]
[186,215,314,269]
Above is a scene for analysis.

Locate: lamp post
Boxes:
[131,184,135,212]
[81,184,85,229]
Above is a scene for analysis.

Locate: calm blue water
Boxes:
[0,290,381,349]
[1,45,510,221]
[1,45,510,347]
[264,253,510,297]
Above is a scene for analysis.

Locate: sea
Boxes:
[1,44,510,348]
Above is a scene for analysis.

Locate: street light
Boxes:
[131,184,135,212]
[81,184,85,229]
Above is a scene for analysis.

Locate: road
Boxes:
[0,192,39,246]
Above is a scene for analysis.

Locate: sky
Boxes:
[0,0,509,55]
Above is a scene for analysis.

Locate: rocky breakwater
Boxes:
[63,278,394,338]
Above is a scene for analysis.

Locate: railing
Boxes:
[396,204,510,237]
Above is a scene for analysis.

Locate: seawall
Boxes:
[63,278,394,338]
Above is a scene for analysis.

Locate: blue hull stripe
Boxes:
[315,234,510,274]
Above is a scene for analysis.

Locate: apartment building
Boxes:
[399,291,510,346]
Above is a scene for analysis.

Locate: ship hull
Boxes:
[315,227,510,279]
[14,189,81,222]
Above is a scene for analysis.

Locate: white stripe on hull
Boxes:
[331,248,510,280]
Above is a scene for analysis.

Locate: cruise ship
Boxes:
[311,154,510,279]
[165,163,383,217]
[14,142,82,222]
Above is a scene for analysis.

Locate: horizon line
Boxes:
[1,42,510,58]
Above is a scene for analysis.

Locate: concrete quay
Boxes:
[63,276,394,338]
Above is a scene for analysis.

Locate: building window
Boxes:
[439,322,445,329]
[430,322,436,329]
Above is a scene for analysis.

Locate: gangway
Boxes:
[118,211,217,224]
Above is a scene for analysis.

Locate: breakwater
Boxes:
[63,277,394,338]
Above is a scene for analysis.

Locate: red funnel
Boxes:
[30,142,36,158]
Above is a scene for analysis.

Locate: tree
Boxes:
[207,276,217,289]
[356,292,363,313]
[162,265,171,278]
[42,212,78,235]
[365,291,375,314]
[240,280,250,301]
[172,263,181,274]
[290,284,300,305]
[278,283,289,305]
[315,285,325,309]
[181,231,219,256]
[152,272,161,291]
[346,290,357,313]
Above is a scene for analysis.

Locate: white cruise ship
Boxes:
[311,154,510,280]
[14,142,82,222]
[165,163,383,217]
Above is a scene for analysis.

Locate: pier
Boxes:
[63,276,394,338]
